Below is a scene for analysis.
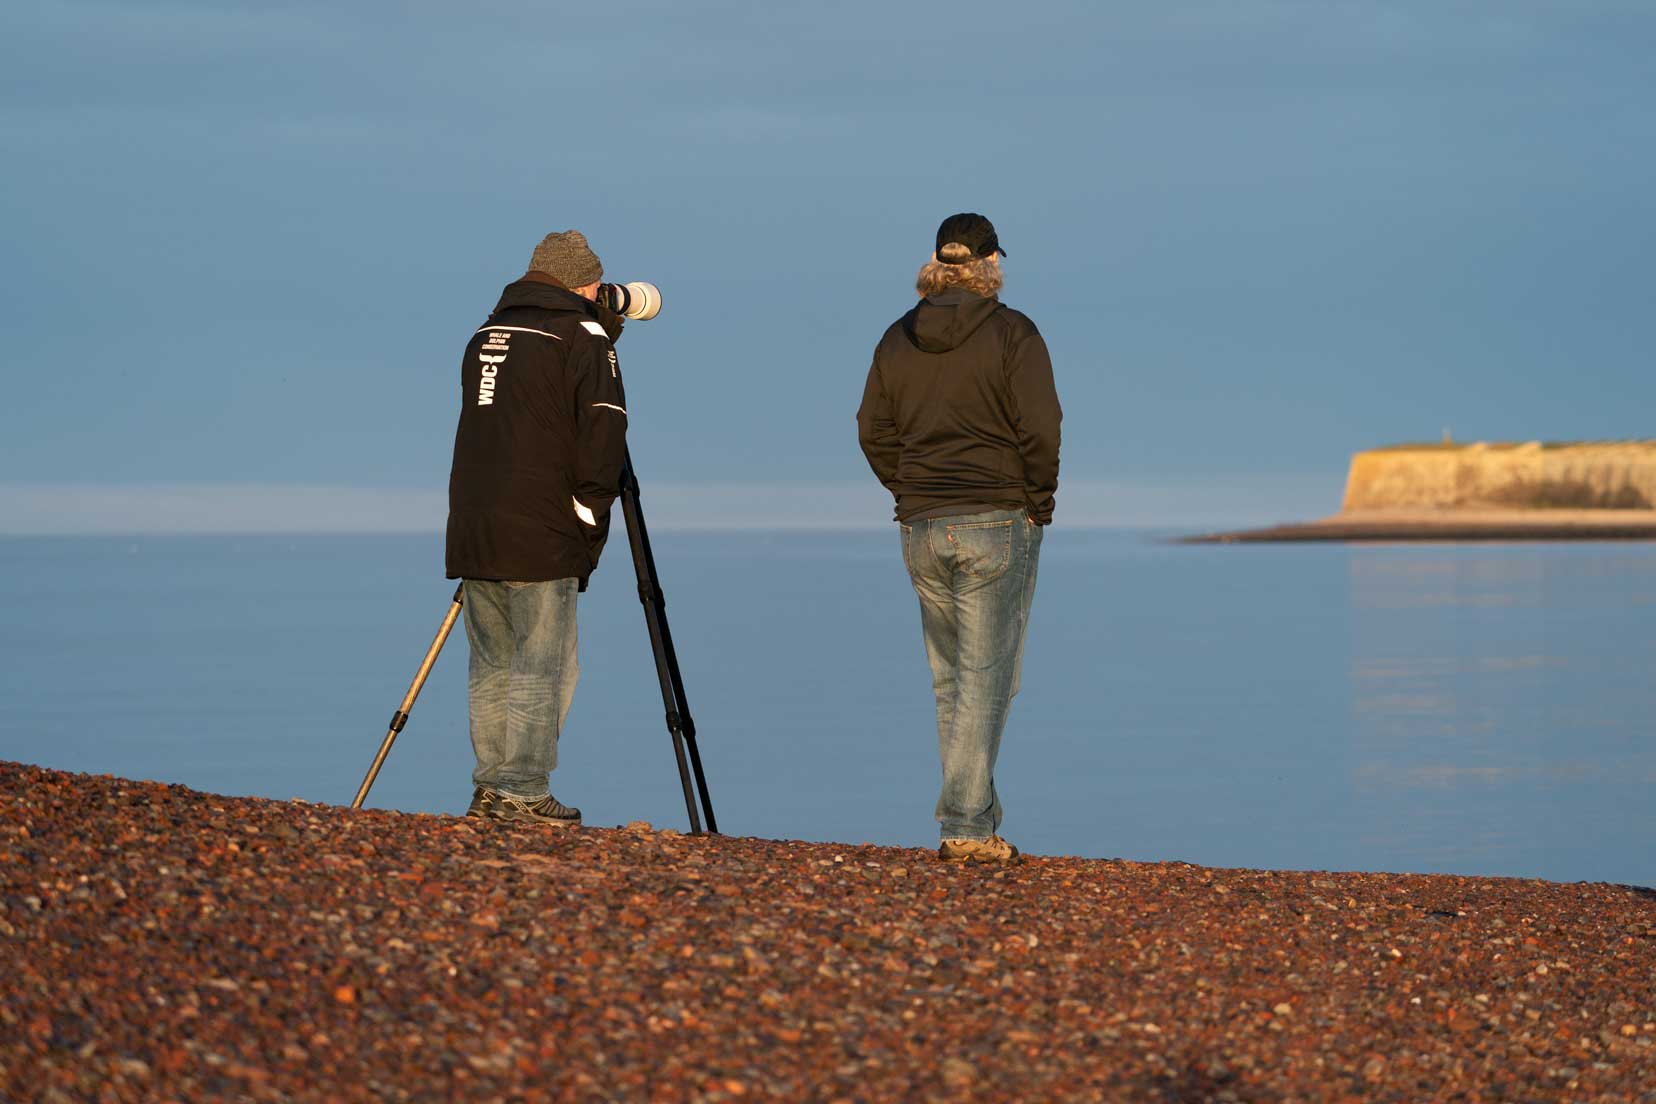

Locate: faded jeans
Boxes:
[463,578,579,800]
[900,509,1042,841]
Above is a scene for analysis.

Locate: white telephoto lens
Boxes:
[623,281,661,320]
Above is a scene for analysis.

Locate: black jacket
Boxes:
[857,291,1062,524]
[446,275,629,587]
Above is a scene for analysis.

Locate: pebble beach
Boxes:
[3,761,1653,1102]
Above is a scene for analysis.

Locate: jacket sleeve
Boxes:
[572,334,629,575]
[1006,329,1062,524]
[856,350,901,497]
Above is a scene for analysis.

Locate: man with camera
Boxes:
[857,213,1062,864]
[445,230,630,827]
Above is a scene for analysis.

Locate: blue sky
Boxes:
[3,1,1653,531]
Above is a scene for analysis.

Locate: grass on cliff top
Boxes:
[1366,439,1656,453]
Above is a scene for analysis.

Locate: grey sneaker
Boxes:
[939,835,1020,864]
[465,787,496,818]
[484,791,582,828]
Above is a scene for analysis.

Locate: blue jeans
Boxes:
[900,509,1042,841]
[462,578,579,800]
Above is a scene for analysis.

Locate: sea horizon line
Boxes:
[0,478,1335,536]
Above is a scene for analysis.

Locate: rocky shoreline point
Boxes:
[3,762,1653,1102]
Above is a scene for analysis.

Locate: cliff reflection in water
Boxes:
[1347,546,1656,880]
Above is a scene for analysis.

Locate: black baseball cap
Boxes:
[935,212,1006,264]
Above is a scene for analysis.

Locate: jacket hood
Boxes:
[492,275,626,340]
[900,290,1000,353]
[493,276,593,316]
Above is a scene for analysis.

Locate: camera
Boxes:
[597,281,662,321]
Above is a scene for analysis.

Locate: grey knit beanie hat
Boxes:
[528,230,603,288]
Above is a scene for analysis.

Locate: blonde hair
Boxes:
[915,250,1004,298]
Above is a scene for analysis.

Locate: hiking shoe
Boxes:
[465,787,496,818]
[483,791,582,828]
[939,835,1020,864]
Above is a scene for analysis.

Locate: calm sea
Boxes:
[2,531,1652,888]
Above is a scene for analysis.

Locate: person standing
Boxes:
[857,213,1062,864]
[446,230,630,826]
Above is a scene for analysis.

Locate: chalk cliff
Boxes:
[1187,441,1656,542]
[1342,441,1656,511]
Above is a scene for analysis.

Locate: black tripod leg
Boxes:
[661,633,717,833]
[630,491,719,834]
[619,452,718,834]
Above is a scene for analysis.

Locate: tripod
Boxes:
[351,449,718,834]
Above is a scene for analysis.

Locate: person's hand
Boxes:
[590,299,626,343]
